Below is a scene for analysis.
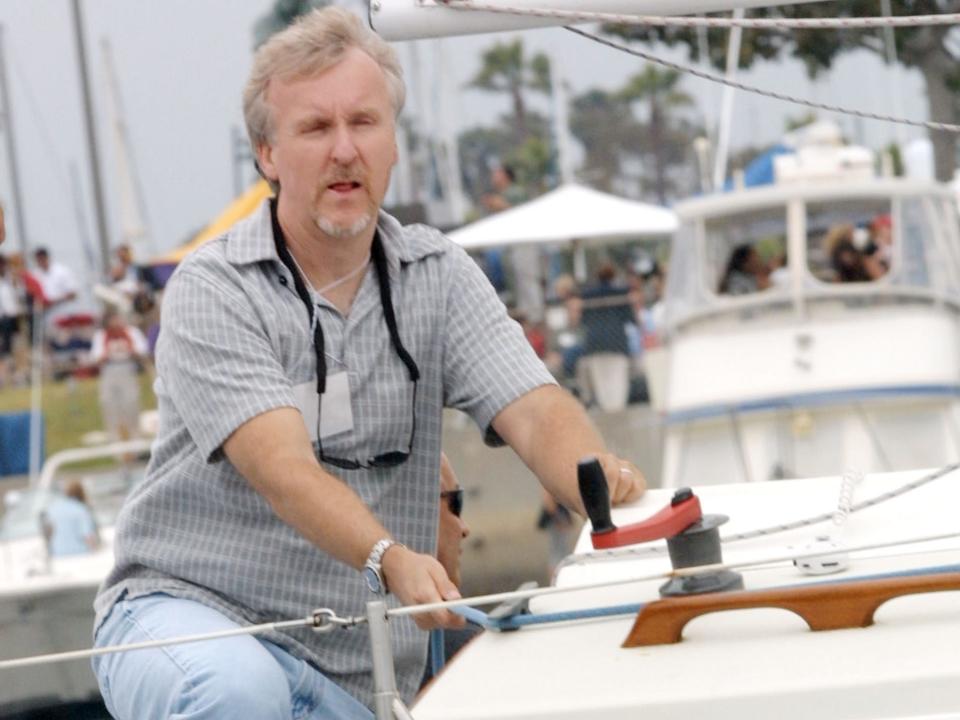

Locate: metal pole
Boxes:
[28,305,44,483]
[366,600,400,720]
[711,7,744,191]
[549,54,575,186]
[0,25,29,257]
[70,0,111,279]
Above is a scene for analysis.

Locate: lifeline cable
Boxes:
[4,528,960,670]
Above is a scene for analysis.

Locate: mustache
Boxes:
[326,172,366,186]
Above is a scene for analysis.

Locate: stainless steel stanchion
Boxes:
[366,599,416,720]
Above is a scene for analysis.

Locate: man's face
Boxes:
[491,167,510,192]
[437,455,470,588]
[35,253,49,271]
[257,47,398,242]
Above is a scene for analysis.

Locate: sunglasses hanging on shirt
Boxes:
[271,199,420,469]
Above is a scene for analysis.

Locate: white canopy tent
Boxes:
[449,184,677,301]
[448,183,677,250]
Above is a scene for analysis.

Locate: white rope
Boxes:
[1,529,958,670]
[0,617,315,671]
[441,0,960,30]
[565,26,960,134]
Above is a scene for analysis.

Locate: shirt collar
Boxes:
[224,198,423,281]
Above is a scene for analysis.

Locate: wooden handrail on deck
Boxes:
[623,571,960,647]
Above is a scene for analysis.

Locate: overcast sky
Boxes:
[0,0,928,284]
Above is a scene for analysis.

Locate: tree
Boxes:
[603,0,960,181]
[618,67,697,203]
[569,89,645,192]
[466,39,552,143]
[253,0,330,47]
[457,113,553,210]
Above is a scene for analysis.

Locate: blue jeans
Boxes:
[93,593,373,720]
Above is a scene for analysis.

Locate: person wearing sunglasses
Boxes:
[92,8,645,720]
[421,453,476,688]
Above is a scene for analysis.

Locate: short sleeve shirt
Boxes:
[94,201,555,707]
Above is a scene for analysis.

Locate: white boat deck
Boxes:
[413,471,960,719]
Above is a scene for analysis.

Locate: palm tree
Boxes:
[253,0,330,47]
[618,67,694,203]
[466,39,551,144]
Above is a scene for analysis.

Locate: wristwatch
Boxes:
[363,538,401,595]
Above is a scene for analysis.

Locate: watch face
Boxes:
[363,566,383,594]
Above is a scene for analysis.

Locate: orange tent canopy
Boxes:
[151,180,273,266]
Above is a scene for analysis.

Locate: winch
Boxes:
[577,457,743,597]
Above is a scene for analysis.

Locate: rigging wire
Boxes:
[441,0,960,133]
[440,1,960,30]
[6,527,958,670]
[563,26,960,134]
[8,51,75,202]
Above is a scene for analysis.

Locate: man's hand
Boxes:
[381,544,466,631]
[592,452,646,505]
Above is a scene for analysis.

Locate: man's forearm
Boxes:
[493,386,607,515]
[224,408,391,570]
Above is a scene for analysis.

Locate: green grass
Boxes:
[0,375,156,464]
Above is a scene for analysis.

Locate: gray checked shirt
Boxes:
[94,200,554,707]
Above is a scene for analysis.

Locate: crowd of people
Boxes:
[717,214,893,296]
[0,236,160,451]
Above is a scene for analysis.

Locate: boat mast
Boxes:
[70,0,111,278]
[0,25,29,256]
[101,38,155,258]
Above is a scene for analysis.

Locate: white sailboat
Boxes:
[374,3,960,719]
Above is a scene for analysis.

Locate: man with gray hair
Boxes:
[92,8,644,718]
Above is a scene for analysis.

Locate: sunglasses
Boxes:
[441,487,463,518]
[272,203,421,470]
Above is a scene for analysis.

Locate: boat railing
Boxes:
[34,438,154,494]
[666,283,960,335]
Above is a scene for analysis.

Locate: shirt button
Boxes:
[279,276,288,286]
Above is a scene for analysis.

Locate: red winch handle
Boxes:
[577,458,703,550]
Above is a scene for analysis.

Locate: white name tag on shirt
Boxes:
[293,372,354,441]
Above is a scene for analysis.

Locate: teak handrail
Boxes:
[623,571,960,647]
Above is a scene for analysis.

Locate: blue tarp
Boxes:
[0,412,44,477]
[723,144,793,191]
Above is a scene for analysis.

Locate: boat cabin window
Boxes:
[705,210,787,297]
[806,199,892,284]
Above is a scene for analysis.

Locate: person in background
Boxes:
[718,244,770,295]
[109,245,141,297]
[91,10,644,718]
[42,479,100,557]
[551,274,583,378]
[482,164,544,323]
[421,453,478,687]
[824,225,871,283]
[510,309,547,359]
[537,488,576,576]
[0,254,20,387]
[32,247,79,323]
[576,262,638,411]
[864,214,892,278]
[89,309,150,445]
[109,244,159,324]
